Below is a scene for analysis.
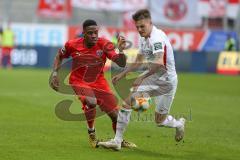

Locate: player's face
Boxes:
[134,19,152,38]
[83,26,99,46]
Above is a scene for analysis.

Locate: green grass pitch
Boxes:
[0,69,240,160]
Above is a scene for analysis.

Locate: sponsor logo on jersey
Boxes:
[61,47,66,54]
[154,42,163,51]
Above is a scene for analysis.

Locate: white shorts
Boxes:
[132,74,178,114]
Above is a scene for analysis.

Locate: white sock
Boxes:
[158,115,182,128]
[114,108,132,144]
[88,127,95,132]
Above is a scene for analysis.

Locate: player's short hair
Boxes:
[83,19,97,29]
[132,9,151,21]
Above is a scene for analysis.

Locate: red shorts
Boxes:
[0,47,12,65]
[70,75,119,114]
[2,47,13,56]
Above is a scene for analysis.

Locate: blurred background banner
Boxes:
[68,25,139,47]
[150,0,202,27]
[11,23,68,46]
[123,11,136,29]
[7,22,238,52]
[200,31,238,51]
[37,0,72,18]
[68,25,237,52]
[72,0,148,11]
[0,0,239,74]
[198,0,239,19]
[9,46,58,68]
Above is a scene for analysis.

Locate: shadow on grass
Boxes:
[129,148,178,159]
[97,147,182,159]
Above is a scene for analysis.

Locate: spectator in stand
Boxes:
[224,34,236,51]
[0,23,15,69]
[0,26,3,68]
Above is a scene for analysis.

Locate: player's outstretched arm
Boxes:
[140,52,165,79]
[112,54,144,85]
[112,53,127,68]
[50,50,64,91]
[132,52,165,88]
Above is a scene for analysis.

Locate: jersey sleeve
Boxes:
[151,35,165,55]
[103,39,118,61]
[59,41,71,59]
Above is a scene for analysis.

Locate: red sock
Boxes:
[83,105,96,129]
[112,122,116,133]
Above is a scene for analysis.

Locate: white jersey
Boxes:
[139,26,177,81]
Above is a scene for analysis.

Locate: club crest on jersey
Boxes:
[96,50,103,56]
[61,47,66,54]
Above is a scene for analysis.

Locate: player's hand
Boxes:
[112,72,125,85]
[117,36,126,51]
[50,73,59,91]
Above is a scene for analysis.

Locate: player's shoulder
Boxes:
[151,26,167,42]
[153,26,166,34]
[66,38,83,46]
[97,37,111,45]
[97,37,114,50]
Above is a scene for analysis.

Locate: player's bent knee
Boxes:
[122,103,132,110]
[85,97,97,108]
[107,110,118,123]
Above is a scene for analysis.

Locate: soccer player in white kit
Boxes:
[98,9,185,150]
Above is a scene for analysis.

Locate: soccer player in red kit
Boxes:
[50,19,136,148]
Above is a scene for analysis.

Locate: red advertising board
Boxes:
[68,25,206,51]
[37,0,72,19]
[164,29,205,51]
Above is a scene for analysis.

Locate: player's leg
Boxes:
[98,75,168,150]
[0,47,7,68]
[98,91,136,150]
[91,78,119,134]
[81,102,98,148]
[79,94,100,148]
[0,49,2,68]
[113,94,134,144]
[154,78,185,142]
[116,100,137,148]
[94,83,136,149]
[155,109,185,142]
[2,47,12,69]
[82,96,97,129]
[91,76,133,140]
[6,48,12,69]
[98,74,174,150]
[72,84,99,148]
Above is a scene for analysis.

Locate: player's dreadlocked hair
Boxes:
[82,19,97,29]
[132,9,151,21]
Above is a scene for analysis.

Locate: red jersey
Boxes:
[60,37,117,85]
